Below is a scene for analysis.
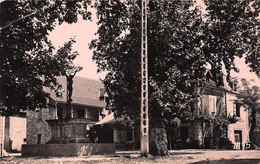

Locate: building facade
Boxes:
[23,73,251,150]
[169,71,250,149]
[26,76,107,145]
[226,91,249,149]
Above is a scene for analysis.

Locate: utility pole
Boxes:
[140,0,149,157]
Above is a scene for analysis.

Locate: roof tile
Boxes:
[49,76,106,108]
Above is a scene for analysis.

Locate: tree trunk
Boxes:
[202,122,205,148]
[249,109,256,149]
[168,132,172,150]
[149,120,169,156]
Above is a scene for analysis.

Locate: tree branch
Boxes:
[0,3,52,31]
[0,10,38,31]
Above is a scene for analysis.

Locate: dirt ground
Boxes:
[1,149,260,164]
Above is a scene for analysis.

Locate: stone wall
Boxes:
[26,109,52,145]
[22,143,115,156]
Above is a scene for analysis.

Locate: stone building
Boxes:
[26,76,107,145]
[168,71,249,149]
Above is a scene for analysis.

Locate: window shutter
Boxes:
[233,103,236,115]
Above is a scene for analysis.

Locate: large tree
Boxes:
[91,0,259,155]
[91,0,206,156]
[0,1,91,116]
[238,79,260,149]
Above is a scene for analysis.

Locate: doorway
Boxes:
[234,130,242,149]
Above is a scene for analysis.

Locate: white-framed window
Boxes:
[209,95,216,115]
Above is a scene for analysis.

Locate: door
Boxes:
[234,130,242,149]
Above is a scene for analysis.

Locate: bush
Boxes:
[191,140,201,149]
[204,137,234,149]
[218,138,234,150]
[204,137,213,149]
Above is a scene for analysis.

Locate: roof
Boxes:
[204,69,239,94]
[95,113,114,125]
[48,76,106,108]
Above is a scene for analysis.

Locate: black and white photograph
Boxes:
[0,0,259,163]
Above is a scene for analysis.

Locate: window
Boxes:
[49,107,58,119]
[236,103,241,117]
[233,103,240,117]
[87,109,99,121]
[78,108,85,118]
[233,83,238,91]
[209,96,216,115]
[37,134,42,144]
[233,103,236,115]
[57,106,63,119]
[234,130,242,143]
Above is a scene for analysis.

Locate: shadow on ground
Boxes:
[169,151,204,155]
[191,159,260,164]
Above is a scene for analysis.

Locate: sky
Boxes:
[48,12,107,80]
[48,6,259,86]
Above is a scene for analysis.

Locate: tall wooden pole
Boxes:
[141,0,149,157]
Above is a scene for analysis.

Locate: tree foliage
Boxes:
[91,0,207,155]
[238,78,260,148]
[91,0,259,155]
[0,0,91,116]
[204,0,259,80]
[91,0,206,122]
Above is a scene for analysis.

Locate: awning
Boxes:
[95,113,114,125]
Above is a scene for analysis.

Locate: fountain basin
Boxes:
[22,143,115,156]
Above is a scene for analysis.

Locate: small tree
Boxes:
[238,78,260,149]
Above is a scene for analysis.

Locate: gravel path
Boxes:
[1,149,259,164]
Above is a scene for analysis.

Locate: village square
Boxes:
[0,0,260,163]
